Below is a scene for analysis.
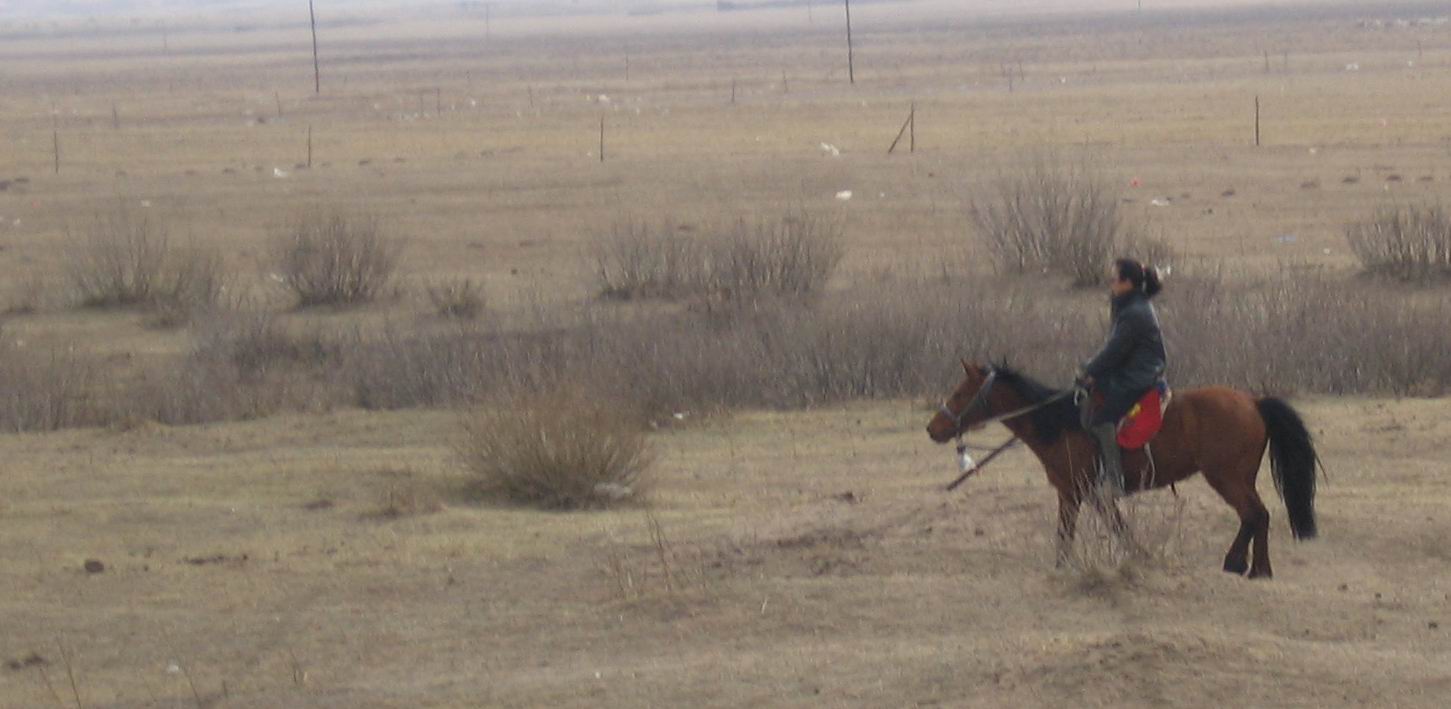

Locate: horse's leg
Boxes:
[1202,470,1260,577]
[1244,489,1273,579]
[1056,491,1082,568]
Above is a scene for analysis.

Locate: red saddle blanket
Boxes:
[1117,382,1170,450]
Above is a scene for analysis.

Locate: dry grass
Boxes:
[594,212,843,301]
[5,398,1450,707]
[424,278,486,319]
[7,3,1451,704]
[8,267,1451,432]
[368,469,447,520]
[601,510,715,603]
[457,386,655,509]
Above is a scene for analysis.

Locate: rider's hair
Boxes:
[1115,258,1162,298]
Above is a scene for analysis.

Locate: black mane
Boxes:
[991,363,1082,444]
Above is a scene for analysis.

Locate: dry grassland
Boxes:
[3,0,1451,706]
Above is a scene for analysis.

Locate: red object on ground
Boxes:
[1118,384,1167,450]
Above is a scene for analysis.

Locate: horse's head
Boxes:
[926,360,998,443]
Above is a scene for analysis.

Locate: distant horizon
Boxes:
[0,0,1417,23]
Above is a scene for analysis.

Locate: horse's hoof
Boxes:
[1222,557,1248,575]
[1248,568,1273,580]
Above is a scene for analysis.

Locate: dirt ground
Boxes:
[1,397,1449,707]
[4,0,1451,706]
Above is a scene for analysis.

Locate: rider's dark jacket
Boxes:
[1083,290,1167,424]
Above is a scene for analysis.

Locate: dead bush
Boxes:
[594,221,708,300]
[457,386,654,510]
[120,309,345,426]
[425,278,486,319]
[1063,488,1188,587]
[972,157,1139,287]
[1345,203,1451,282]
[708,214,845,298]
[0,340,106,433]
[593,212,843,301]
[1163,270,1451,397]
[272,210,404,307]
[192,309,338,378]
[66,207,227,320]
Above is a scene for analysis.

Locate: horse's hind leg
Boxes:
[1203,470,1270,577]
[1244,489,1273,579]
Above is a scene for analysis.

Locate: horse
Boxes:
[926,361,1321,578]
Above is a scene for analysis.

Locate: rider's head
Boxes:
[1110,258,1162,299]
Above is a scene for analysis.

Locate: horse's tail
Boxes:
[1256,397,1321,540]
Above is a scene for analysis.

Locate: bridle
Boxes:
[937,369,999,435]
[938,367,1077,492]
[938,368,1075,439]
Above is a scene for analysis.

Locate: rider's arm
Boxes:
[1082,311,1143,380]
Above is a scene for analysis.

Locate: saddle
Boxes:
[1117,380,1172,450]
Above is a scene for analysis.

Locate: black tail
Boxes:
[1256,398,1321,540]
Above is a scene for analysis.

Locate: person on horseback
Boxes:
[1076,258,1167,498]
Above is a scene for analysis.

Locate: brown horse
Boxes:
[926,361,1321,578]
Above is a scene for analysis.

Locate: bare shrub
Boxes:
[1163,270,1451,397]
[425,278,486,319]
[972,158,1139,286]
[0,339,105,433]
[193,310,338,378]
[593,212,843,301]
[123,309,344,426]
[66,207,227,320]
[457,386,654,509]
[1064,489,1187,587]
[147,246,228,328]
[1346,203,1451,282]
[594,221,708,300]
[272,210,404,307]
[707,214,845,298]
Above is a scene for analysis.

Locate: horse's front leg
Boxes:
[1056,492,1082,568]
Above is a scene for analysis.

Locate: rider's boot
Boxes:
[1091,423,1126,499]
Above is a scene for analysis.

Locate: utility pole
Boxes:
[309,0,321,94]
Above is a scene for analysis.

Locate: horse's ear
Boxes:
[961,358,972,374]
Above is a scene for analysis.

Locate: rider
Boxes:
[1077,258,1167,498]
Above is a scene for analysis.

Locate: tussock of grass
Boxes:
[425,278,486,319]
[457,387,654,510]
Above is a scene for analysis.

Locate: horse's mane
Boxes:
[991,362,1082,444]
